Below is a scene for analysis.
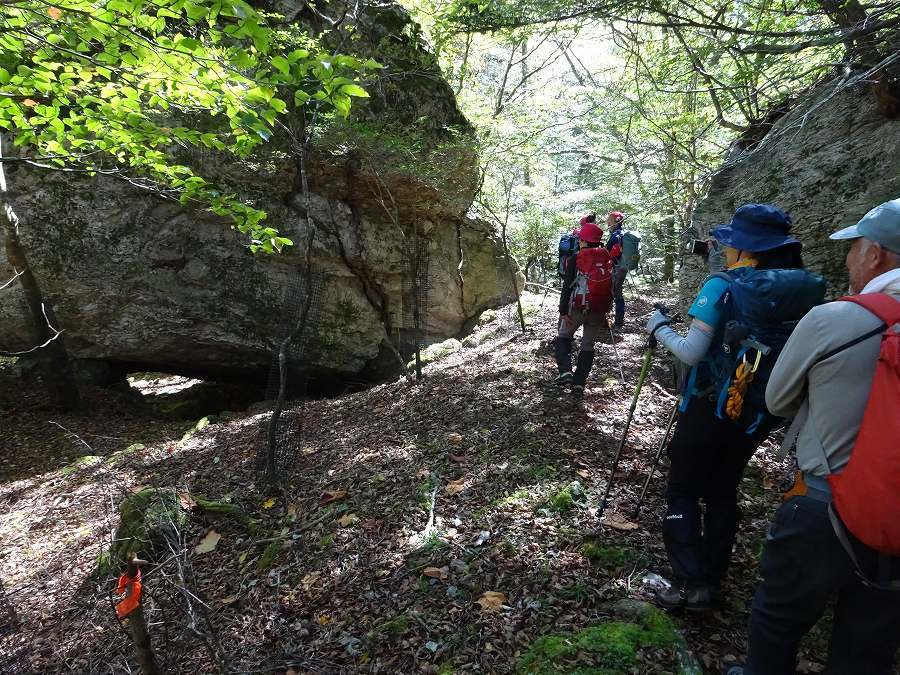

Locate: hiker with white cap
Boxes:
[728,198,900,675]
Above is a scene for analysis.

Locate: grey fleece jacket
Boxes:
[765,277,900,477]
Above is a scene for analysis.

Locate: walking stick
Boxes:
[597,331,657,519]
[633,398,679,519]
[608,323,627,386]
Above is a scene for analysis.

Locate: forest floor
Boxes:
[0,288,847,674]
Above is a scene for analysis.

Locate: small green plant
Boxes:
[257,542,280,572]
[318,534,334,550]
[416,474,436,510]
[549,487,574,512]
[557,579,594,602]
[375,613,411,638]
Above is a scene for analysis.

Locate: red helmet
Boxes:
[609,211,625,224]
[579,221,604,244]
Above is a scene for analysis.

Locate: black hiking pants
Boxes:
[663,396,771,589]
[745,495,900,675]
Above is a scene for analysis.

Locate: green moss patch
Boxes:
[580,542,634,568]
[517,605,680,674]
[60,455,102,475]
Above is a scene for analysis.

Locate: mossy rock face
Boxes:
[477,309,498,325]
[517,602,688,674]
[100,489,187,575]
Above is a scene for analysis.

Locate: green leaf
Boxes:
[271,56,289,75]
[339,84,369,98]
[294,90,310,106]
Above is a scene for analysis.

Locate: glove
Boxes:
[645,309,671,337]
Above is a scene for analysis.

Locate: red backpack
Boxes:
[827,293,900,560]
[570,247,613,314]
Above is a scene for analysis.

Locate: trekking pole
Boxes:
[607,323,627,386]
[597,331,656,520]
[633,398,679,519]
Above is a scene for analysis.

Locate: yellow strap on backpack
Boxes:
[725,350,762,420]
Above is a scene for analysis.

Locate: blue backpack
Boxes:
[558,233,580,276]
[696,268,826,432]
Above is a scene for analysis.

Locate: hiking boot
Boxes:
[554,337,573,382]
[554,372,573,386]
[572,350,594,388]
[571,384,584,397]
[653,583,716,612]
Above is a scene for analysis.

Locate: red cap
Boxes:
[579,221,604,244]
[610,211,625,223]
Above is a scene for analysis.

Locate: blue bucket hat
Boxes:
[710,204,800,253]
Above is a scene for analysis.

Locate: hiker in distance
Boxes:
[605,211,628,328]
[555,214,616,396]
[644,204,824,611]
[730,198,900,675]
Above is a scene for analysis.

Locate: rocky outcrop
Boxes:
[683,69,900,299]
[0,3,520,384]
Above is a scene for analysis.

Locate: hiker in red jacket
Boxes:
[729,199,900,675]
[554,216,614,396]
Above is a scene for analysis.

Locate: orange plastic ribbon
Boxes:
[115,569,143,619]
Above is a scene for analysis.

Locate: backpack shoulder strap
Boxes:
[839,293,900,325]
[814,294,900,363]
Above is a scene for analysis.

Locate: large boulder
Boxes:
[682,70,900,299]
[0,4,520,384]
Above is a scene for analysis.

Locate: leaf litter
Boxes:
[0,291,825,673]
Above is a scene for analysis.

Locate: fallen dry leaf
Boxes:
[476,591,507,611]
[317,615,331,625]
[219,594,239,605]
[178,492,197,511]
[320,489,348,504]
[576,469,591,479]
[194,529,221,554]
[261,497,276,509]
[423,566,449,580]
[449,453,467,463]
[47,6,62,18]
[22,99,38,107]
[446,432,463,445]
[445,477,467,495]
[338,513,358,527]
[301,572,322,591]
[602,513,640,531]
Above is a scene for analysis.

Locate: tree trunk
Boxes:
[0,139,80,409]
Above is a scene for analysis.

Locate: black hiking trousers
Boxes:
[663,396,771,589]
[745,495,900,675]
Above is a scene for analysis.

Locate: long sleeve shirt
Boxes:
[765,269,900,476]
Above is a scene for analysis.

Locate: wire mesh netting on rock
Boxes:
[393,234,431,379]
[253,269,326,479]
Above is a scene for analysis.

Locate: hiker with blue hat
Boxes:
[643,203,825,611]
[727,198,900,675]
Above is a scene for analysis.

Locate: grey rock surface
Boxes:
[0,4,521,383]
[683,75,900,301]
